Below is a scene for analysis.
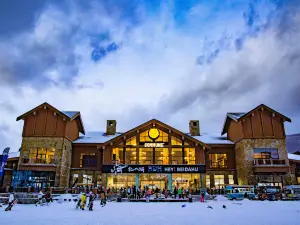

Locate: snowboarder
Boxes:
[5,191,17,211]
[100,191,106,207]
[76,192,83,209]
[145,188,151,203]
[81,193,87,210]
[88,192,96,211]
[36,190,45,206]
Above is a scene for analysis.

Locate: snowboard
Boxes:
[5,199,18,211]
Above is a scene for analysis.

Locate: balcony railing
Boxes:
[210,161,227,169]
[253,159,287,166]
[23,158,55,165]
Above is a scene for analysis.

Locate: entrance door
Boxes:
[140,174,168,190]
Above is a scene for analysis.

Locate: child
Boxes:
[88,192,96,211]
[200,190,205,203]
[100,191,106,207]
[81,193,87,210]
[76,192,82,209]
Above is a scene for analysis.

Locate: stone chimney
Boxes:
[106,120,117,135]
[189,120,200,136]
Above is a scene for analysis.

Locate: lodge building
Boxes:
[1,102,298,190]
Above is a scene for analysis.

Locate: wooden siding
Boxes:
[227,121,243,143]
[205,146,236,170]
[66,119,79,141]
[71,145,98,168]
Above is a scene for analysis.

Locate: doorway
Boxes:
[140,174,168,190]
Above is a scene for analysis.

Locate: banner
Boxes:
[103,164,206,174]
[0,147,10,177]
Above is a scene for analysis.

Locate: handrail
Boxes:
[253,159,286,166]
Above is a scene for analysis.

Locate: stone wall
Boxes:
[19,137,72,187]
[235,138,291,185]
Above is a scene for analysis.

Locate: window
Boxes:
[82,155,97,167]
[214,175,224,188]
[112,148,123,163]
[28,147,55,164]
[206,175,210,188]
[297,177,300,184]
[107,174,135,189]
[254,148,279,159]
[83,174,93,185]
[154,148,169,164]
[184,148,195,164]
[97,175,102,187]
[140,129,168,143]
[126,137,137,146]
[140,130,152,142]
[171,148,183,164]
[139,148,153,164]
[209,154,227,168]
[80,153,96,168]
[125,148,137,164]
[171,137,182,145]
[72,174,78,185]
[228,175,234,185]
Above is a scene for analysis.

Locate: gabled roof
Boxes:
[98,119,210,148]
[73,132,122,144]
[16,102,85,134]
[222,104,291,135]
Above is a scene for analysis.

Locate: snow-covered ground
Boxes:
[1,196,300,225]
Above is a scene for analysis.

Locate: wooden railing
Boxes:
[253,159,286,166]
[22,158,55,165]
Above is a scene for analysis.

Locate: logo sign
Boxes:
[0,147,10,177]
[148,128,160,140]
[103,164,206,174]
[144,143,164,148]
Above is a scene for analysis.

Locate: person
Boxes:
[5,191,17,211]
[146,188,151,203]
[174,187,178,199]
[45,191,52,205]
[200,190,205,202]
[88,192,96,211]
[81,193,87,210]
[178,187,182,199]
[155,187,159,199]
[127,186,131,199]
[164,189,168,199]
[100,191,107,207]
[136,186,141,199]
[133,185,137,199]
[36,190,44,206]
[76,192,82,209]
[182,188,185,199]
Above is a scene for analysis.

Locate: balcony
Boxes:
[22,158,55,165]
[253,159,289,173]
[209,161,227,169]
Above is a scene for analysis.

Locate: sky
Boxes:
[0,0,300,152]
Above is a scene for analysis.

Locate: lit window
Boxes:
[206,175,210,188]
[28,147,55,164]
[171,148,183,164]
[83,174,93,185]
[253,148,279,159]
[112,148,123,163]
[125,148,137,164]
[214,175,225,188]
[154,148,169,165]
[184,148,195,164]
[297,177,300,184]
[228,175,234,185]
[139,148,153,164]
[209,154,227,168]
[126,137,137,146]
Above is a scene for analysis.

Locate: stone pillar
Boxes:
[135,174,140,187]
[168,174,172,190]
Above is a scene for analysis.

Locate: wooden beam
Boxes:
[250,117,254,137]
[33,111,37,135]
[271,114,276,137]
[260,110,264,136]
[168,132,172,165]
[54,113,58,136]
[43,108,48,135]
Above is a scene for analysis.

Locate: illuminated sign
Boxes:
[144,143,164,148]
[148,128,160,140]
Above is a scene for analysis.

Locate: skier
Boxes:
[146,188,151,203]
[45,191,52,205]
[88,191,96,211]
[80,193,87,210]
[76,192,83,209]
[5,191,17,211]
[100,191,106,207]
[173,187,178,199]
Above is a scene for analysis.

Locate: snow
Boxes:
[227,112,246,121]
[188,133,234,144]
[61,111,79,119]
[288,153,300,161]
[73,132,122,144]
[2,196,300,225]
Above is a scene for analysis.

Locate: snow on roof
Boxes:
[61,111,79,119]
[227,113,246,121]
[288,153,300,161]
[73,132,122,144]
[8,151,20,159]
[186,133,234,145]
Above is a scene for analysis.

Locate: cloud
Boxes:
[0,0,300,152]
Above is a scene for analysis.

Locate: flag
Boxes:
[0,147,10,177]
